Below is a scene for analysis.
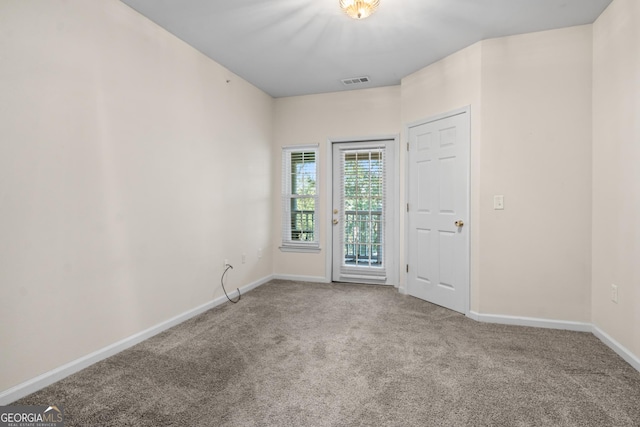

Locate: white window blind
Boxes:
[339,147,386,276]
[281,146,319,251]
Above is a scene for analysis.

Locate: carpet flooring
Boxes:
[17,280,640,426]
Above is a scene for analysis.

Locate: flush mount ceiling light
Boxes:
[339,0,380,20]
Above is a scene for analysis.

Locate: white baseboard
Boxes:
[467,311,639,373]
[468,311,592,332]
[272,274,331,283]
[4,281,637,405]
[592,325,640,372]
[0,274,273,405]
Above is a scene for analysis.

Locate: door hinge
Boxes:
[406,264,409,273]
[406,203,409,212]
[406,142,409,151]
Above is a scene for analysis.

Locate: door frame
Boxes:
[325,135,401,286]
[404,106,471,314]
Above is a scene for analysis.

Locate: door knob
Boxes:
[333,219,339,225]
[455,220,464,227]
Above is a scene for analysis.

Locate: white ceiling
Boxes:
[120,0,612,98]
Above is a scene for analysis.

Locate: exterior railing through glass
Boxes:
[343,210,382,266]
[291,210,382,266]
[290,210,315,242]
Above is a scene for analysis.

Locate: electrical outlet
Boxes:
[224,259,229,268]
[611,284,618,304]
[494,195,504,210]
[258,248,262,259]
[242,253,246,264]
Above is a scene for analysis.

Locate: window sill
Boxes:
[279,245,322,254]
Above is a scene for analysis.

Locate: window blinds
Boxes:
[338,147,386,276]
[281,146,319,248]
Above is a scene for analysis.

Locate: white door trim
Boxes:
[404,106,471,315]
[325,135,400,286]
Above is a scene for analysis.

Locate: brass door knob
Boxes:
[455,220,464,227]
[333,219,339,225]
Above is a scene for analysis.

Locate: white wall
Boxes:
[592,0,640,359]
[0,0,273,392]
[479,26,593,321]
[273,87,401,280]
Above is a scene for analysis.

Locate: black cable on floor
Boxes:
[221,264,240,303]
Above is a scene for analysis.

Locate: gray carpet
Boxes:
[17,280,640,426]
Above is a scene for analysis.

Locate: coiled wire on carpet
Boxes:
[221,264,241,303]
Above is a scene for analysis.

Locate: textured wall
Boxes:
[479,26,593,321]
[273,87,401,281]
[592,0,640,359]
[0,0,273,391]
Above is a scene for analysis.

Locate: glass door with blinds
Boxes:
[332,140,396,284]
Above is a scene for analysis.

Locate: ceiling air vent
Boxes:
[341,76,371,86]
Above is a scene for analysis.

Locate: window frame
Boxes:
[280,145,321,253]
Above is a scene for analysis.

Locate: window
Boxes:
[341,149,385,267]
[281,146,319,252]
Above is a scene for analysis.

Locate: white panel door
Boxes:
[407,110,469,313]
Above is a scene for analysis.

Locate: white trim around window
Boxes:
[280,145,320,253]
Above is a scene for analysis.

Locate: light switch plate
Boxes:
[494,195,504,210]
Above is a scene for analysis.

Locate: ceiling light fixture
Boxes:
[339,0,380,20]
